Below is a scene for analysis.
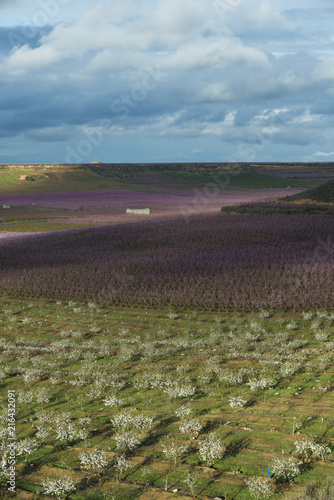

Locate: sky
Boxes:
[0,0,334,164]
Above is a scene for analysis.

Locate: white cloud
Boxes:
[314,59,334,81]
[1,0,334,162]
[314,151,334,157]
[3,43,60,74]
[194,82,235,103]
[250,0,288,26]
[0,0,268,81]
[164,36,268,71]
[291,111,315,125]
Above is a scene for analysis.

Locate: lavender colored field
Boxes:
[0,213,333,310]
[0,187,304,213]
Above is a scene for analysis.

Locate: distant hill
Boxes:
[282,178,334,203]
[0,164,151,194]
[220,177,334,215]
[0,162,326,195]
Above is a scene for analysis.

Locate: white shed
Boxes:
[126,208,150,215]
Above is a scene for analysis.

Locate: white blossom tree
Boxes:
[114,454,131,482]
[228,395,247,409]
[114,431,141,452]
[311,442,332,461]
[161,440,188,491]
[198,433,225,466]
[295,439,331,461]
[132,414,154,431]
[79,449,108,474]
[245,476,275,499]
[163,384,196,398]
[35,426,51,445]
[179,418,203,439]
[56,423,84,445]
[175,404,202,438]
[103,395,123,407]
[271,457,302,482]
[78,417,92,429]
[247,378,275,391]
[184,471,198,500]
[110,410,133,429]
[16,438,38,466]
[42,475,76,498]
[0,452,9,479]
[175,404,192,420]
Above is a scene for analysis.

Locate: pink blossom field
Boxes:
[1,212,333,310]
[0,231,43,240]
[0,184,303,215]
[0,185,306,235]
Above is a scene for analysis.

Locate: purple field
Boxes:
[0,213,333,310]
[0,186,303,211]
[0,186,305,228]
[0,189,198,210]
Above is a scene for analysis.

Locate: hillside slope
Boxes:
[283,178,334,203]
[0,163,320,195]
[0,165,152,194]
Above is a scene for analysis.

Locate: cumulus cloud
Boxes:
[0,0,334,162]
[246,0,289,27]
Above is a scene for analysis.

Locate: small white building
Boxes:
[2,205,10,209]
[126,208,150,215]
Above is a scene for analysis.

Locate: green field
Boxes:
[0,209,95,232]
[0,220,94,232]
[0,165,322,196]
[0,168,155,195]
[0,164,333,499]
[162,172,320,189]
[0,297,333,499]
[0,172,26,187]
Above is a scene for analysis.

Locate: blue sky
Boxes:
[0,0,334,163]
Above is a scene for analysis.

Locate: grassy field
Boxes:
[0,168,155,195]
[0,220,95,232]
[0,165,333,499]
[220,203,334,216]
[220,178,334,215]
[0,206,95,232]
[285,179,334,204]
[0,297,333,499]
[0,165,322,196]
[161,172,320,190]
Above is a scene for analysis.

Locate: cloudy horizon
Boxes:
[1,0,334,164]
